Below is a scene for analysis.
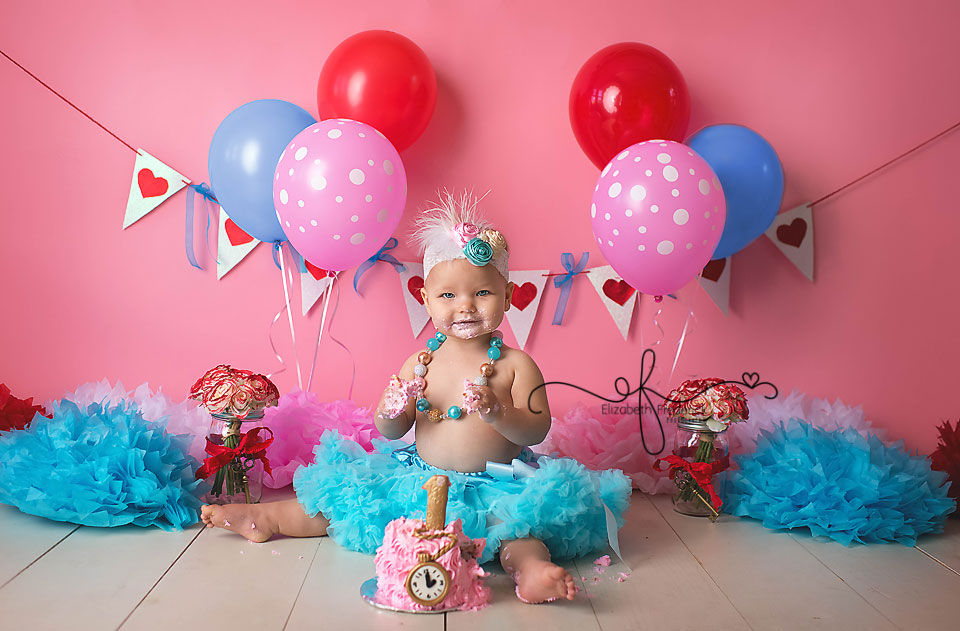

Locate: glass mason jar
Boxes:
[671,418,729,517]
[201,412,266,505]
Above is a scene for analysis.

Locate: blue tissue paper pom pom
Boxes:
[0,399,204,530]
[726,419,956,545]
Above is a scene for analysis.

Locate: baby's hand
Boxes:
[380,375,423,420]
[463,380,502,423]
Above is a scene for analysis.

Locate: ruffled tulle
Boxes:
[53,380,211,463]
[539,402,678,494]
[293,431,632,564]
[726,419,956,545]
[0,400,203,530]
[261,392,381,488]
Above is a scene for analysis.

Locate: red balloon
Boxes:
[317,31,437,152]
[569,43,690,169]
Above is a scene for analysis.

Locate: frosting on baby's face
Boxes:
[421,258,514,341]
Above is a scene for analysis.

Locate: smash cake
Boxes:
[370,474,491,612]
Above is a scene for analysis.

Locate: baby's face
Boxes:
[421,258,515,340]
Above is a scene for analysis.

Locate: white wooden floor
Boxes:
[1,490,958,631]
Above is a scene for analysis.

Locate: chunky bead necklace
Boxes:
[413,330,503,422]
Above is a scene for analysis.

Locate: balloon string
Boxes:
[327,273,357,401]
[266,304,287,382]
[668,276,702,386]
[650,304,665,387]
[307,273,336,392]
[278,243,303,390]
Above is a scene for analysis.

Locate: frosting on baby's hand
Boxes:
[462,379,482,415]
[381,375,424,419]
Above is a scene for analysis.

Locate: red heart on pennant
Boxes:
[137,168,169,198]
[702,258,726,282]
[305,260,331,281]
[602,279,635,306]
[776,218,807,248]
[224,219,254,246]
[511,282,538,310]
[408,276,425,305]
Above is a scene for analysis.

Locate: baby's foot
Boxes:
[200,504,276,543]
[514,559,577,604]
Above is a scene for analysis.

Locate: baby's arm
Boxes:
[374,352,420,440]
[475,351,551,446]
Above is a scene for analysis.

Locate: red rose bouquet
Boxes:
[661,379,749,516]
[190,365,279,502]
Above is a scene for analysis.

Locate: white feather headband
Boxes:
[412,191,510,281]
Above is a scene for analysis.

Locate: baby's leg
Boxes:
[500,538,576,604]
[200,499,329,543]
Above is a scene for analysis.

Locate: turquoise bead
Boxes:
[416,398,430,412]
[447,406,462,419]
[490,337,503,348]
[435,332,447,342]
[487,346,501,360]
[426,338,440,351]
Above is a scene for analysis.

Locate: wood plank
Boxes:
[284,538,443,631]
[120,525,320,631]
[916,517,960,575]
[449,561,599,631]
[576,493,750,631]
[651,494,898,631]
[0,504,78,587]
[0,523,199,631]
[791,529,960,630]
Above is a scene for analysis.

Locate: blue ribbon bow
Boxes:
[353,238,407,296]
[185,183,219,270]
[551,252,589,325]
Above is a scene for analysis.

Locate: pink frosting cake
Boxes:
[374,517,490,611]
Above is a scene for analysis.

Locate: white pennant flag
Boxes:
[216,208,260,279]
[397,261,431,337]
[765,203,815,281]
[700,257,731,316]
[301,260,335,315]
[503,270,549,350]
[586,265,638,340]
[123,149,189,228]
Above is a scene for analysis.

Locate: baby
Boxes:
[201,192,631,605]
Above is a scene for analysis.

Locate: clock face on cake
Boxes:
[406,561,450,606]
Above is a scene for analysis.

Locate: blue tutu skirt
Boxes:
[293,430,632,564]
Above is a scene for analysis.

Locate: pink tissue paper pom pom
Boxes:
[539,402,679,494]
[261,390,382,488]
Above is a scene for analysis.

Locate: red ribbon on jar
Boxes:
[195,427,275,480]
[653,454,729,510]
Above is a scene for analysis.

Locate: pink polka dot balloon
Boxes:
[590,140,726,296]
[274,119,407,271]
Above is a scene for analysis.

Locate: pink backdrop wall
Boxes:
[2,0,957,453]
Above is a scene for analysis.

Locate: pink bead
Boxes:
[414,377,426,389]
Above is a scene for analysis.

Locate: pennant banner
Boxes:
[765,203,815,281]
[586,265,638,340]
[301,260,335,315]
[216,208,259,280]
[123,149,189,228]
[397,261,431,338]
[700,257,731,316]
[504,270,549,350]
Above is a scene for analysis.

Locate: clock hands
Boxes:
[424,568,437,589]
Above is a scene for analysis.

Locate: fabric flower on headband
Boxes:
[452,222,480,247]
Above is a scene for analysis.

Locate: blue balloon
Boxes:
[687,125,784,259]
[208,100,316,243]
